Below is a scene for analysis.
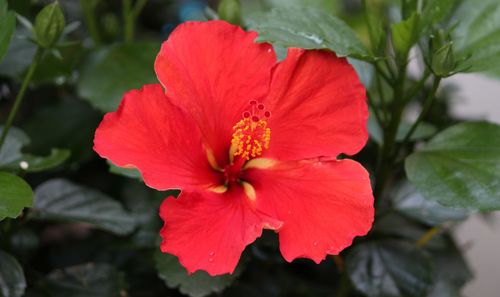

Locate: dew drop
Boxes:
[208,257,214,262]
[209,251,215,256]
[287,210,292,215]
[19,161,29,170]
[313,242,318,247]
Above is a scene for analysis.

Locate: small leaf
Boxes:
[0,0,16,62]
[392,181,469,226]
[3,148,70,172]
[0,172,33,221]
[346,240,434,297]
[246,7,369,59]
[32,179,136,235]
[78,42,159,112]
[0,126,30,167]
[0,249,27,297]
[34,1,66,48]
[405,122,500,211]
[391,13,420,59]
[155,250,239,297]
[45,263,124,297]
[108,161,141,179]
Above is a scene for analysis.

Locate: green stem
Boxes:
[367,92,384,128]
[123,0,148,42]
[399,77,441,148]
[123,0,133,42]
[374,62,407,199]
[0,48,43,153]
[80,0,102,46]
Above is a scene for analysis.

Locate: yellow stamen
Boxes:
[230,118,271,160]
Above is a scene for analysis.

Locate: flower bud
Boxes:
[431,42,456,77]
[34,1,66,48]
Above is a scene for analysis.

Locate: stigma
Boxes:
[231,100,271,160]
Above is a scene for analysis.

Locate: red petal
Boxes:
[155,21,277,164]
[159,189,282,276]
[264,49,368,160]
[94,84,219,191]
[245,159,374,263]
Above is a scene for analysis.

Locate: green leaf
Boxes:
[0,172,33,221]
[45,263,124,297]
[32,179,136,235]
[108,161,141,179]
[452,0,500,73]
[346,240,434,297]
[155,250,239,297]
[0,126,30,167]
[0,249,26,297]
[405,122,500,211]
[392,182,469,226]
[419,0,457,34]
[0,0,16,62]
[78,42,159,112]
[246,7,369,59]
[3,148,70,172]
[391,13,420,59]
[0,27,37,78]
[34,1,66,48]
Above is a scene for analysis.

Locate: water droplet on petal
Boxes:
[313,242,318,247]
[209,251,215,256]
[208,257,214,262]
[287,210,292,215]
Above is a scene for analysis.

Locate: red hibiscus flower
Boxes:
[94,20,374,276]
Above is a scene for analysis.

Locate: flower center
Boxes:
[230,100,271,160]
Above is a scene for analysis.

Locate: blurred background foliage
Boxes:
[1,0,500,296]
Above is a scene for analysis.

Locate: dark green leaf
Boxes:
[346,240,434,297]
[32,179,136,235]
[0,172,33,221]
[405,122,500,211]
[34,1,66,48]
[45,263,124,297]
[426,236,472,296]
[0,0,16,62]
[3,148,70,172]
[155,250,239,297]
[0,126,30,167]
[78,42,159,112]
[452,0,500,73]
[0,249,26,297]
[22,97,100,163]
[391,13,420,59]
[246,7,369,59]
[392,181,468,226]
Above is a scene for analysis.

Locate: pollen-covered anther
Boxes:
[231,117,271,160]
